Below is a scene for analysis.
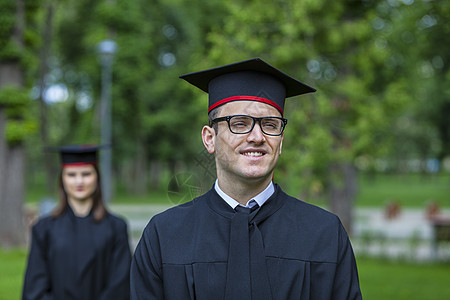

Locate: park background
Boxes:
[0,0,449,299]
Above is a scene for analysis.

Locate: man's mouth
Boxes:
[242,151,264,157]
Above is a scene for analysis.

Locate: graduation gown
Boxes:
[131,184,362,300]
[22,207,131,300]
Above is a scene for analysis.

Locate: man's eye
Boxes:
[262,121,279,128]
[232,122,248,127]
[263,122,277,128]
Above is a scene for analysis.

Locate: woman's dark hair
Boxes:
[51,164,107,222]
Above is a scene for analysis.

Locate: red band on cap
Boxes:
[208,96,283,115]
[62,162,97,167]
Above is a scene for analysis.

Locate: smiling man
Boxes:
[130,58,362,300]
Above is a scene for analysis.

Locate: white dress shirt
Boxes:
[214,179,274,209]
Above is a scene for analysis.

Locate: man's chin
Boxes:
[239,170,273,184]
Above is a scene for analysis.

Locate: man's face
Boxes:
[202,101,284,186]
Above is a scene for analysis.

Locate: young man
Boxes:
[130,58,362,299]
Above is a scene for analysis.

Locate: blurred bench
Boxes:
[430,215,450,259]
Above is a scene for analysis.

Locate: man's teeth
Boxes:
[244,152,263,157]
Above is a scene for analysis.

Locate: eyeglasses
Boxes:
[211,115,287,136]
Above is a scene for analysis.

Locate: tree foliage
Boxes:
[0,0,41,145]
[0,0,42,247]
[0,86,37,145]
[193,0,449,231]
[21,0,449,210]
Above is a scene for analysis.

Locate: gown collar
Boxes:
[214,179,275,209]
[206,183,285,223]
[65,203,93,221]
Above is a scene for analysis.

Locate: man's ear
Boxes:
[202,125,216,154]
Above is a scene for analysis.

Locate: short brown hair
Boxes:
[208,106,222,133]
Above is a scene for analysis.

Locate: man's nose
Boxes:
[246,121,266,143]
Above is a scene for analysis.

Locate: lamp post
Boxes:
[97,39,117,204]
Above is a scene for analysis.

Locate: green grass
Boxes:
[0,249,27,300]
[25,173,450,208]
[357,173,450,208]
[25,182,173,205]
[357,257,450,299]
[2,249,450,300]
[114,188,172,205]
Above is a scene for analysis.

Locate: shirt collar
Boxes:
[214,179,274,209]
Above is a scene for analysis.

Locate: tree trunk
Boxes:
[38,0,57,195]
[0,105,27,247]
[0,0,27,247]
[328,162,358,235]
[120,142,149,195]
[0,110,7,220]
[0,145,26,247]
[128,143,148,195]
[133,143,148,194]
[149,160,163,189]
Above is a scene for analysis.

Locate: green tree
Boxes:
[204,0,420,232]
[387,0,450,165]
[27,0,448,219]
[39,0,225,197]
[0,0,40,247]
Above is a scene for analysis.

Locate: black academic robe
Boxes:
[131,184,362,300]
[22,207,131,300]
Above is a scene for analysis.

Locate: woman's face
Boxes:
[62,165,98,202]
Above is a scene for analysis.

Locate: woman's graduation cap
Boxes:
[179,58,316,115]
[47,145,102,166]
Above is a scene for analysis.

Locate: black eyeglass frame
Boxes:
[210,114,288,136]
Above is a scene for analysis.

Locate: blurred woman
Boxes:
[22,145,131,300]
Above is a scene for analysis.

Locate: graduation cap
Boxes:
[179,58,316,115]
[47,144,103,166]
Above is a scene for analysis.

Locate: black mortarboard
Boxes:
[48,145,101,166]
[179,58,316,115]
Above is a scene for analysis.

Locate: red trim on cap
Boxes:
[62,162,97,167]
[208,96,283,115]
